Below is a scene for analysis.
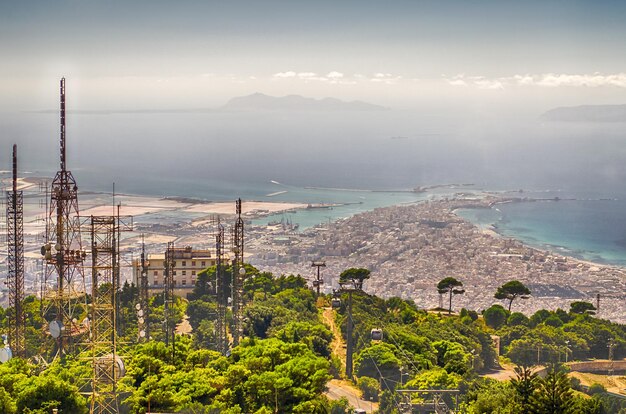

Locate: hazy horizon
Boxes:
[1,1,626,196]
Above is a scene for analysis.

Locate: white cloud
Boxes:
[271,70,361,84]
[273,71,297,78]
[523,73,626,88]
[473,79,504,90]
[444,72,626,89]
[370,73,401,84]
[447,79,467,86]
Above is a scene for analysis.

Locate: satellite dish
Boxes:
[139,330,146,338]
[0,347,12,364]
[55,243,62,252]
[49,321,63,339]
[239,267,246,276]
[138,317,144,324]
[96,354,126,382]
[135,303,141,311]
[137,309,144,317]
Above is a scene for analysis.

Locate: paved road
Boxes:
[325,379,379,413]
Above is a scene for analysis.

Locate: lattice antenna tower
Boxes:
[231,198,245,346]
[6,144,25,356]
[163,241,175,352]
[215,220,228,354]
[88,212,131,414]
[138,234,150,341]
[41,78,87,357]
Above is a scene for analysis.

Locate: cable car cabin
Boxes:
[331,298,341,308]
[371,328,383,341]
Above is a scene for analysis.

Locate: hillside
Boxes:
[0,268,625,413]
[542,104,626,122]
[222,93,388,111]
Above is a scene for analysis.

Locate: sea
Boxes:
[2,109,626,267]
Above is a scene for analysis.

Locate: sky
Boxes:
[2,0,626,111]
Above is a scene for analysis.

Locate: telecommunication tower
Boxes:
[41,78,87,357]
[231,198,245,346]
[6,144,25,356]
[88,212,131,414]
[215,221,228,354]
[138,235,150,341]
[163,242,175,352]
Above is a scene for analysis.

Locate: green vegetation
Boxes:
[339,268,371,289]
[491,305,626,365]
[494,280,531,311]
[1,266,625,413]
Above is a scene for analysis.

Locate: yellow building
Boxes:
[132,246,222,298]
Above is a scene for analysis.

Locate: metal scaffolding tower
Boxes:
[215,221,228,354]
[6,144,25,356]
[163,242,175,353]
[138,235,150,341]
[41,78,87,358]
[231,198,245,346]
[88,213,131,414]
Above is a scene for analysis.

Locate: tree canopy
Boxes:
[436,277,465,315]
[494,280,531,311]
[339,268,371,290]
[569,301,596,315]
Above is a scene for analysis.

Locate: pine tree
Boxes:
[511,364,538,411]
[529,364,575,414]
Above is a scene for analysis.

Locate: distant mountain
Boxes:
[542,104,626,122]
[222,93,388,111]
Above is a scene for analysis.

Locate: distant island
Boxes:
[542,104,626,122]
[222,92,388,111]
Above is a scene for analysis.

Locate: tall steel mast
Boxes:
[41,78,87,357]
[7,144,25,356]
[231,198,245,346]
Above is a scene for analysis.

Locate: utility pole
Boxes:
[6,144,25,356]
[608,339,616,384]
[311,261,326,296]
[340,280,360,379]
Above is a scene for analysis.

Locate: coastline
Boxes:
[254,197,626,323]
[456,205,625,273]
[455,196,626,267]
[3,178,625,322]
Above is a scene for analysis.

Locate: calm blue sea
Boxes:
[457,192,626,266]
[2,110,626,267]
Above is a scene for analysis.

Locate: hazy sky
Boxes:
[2,1,626,111]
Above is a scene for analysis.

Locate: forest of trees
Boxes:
[0,266,625,413]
